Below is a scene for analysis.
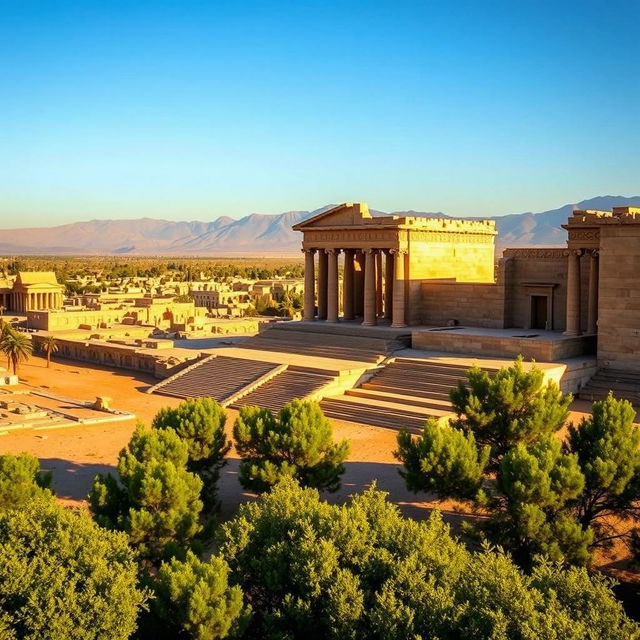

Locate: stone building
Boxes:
[294,202,640,374]
[293,202,496,328]
[0,272,64,312]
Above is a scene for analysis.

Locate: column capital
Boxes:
[563,249,582,257]
[390,248,408,255]
[362,248,377,255]
[302,248,317,254]
[325,248,340,255]
[590,249,599,258]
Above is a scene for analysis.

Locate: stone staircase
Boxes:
[151,355,280,402]
[578,369,640,406]
[240,324,407,363]
[321,358,498,434]
[230,368,335,413]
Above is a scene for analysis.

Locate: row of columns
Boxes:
[564,249,599,336]
[304,248,407,327]
[10,292,63,313]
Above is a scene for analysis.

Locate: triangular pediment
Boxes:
[292,202,372,230]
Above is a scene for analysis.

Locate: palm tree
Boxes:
[41,335,58,368]
[0,328,32,376]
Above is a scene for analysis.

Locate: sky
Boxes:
[1,0,639,227]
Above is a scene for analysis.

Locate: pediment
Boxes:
[292,203,372,230]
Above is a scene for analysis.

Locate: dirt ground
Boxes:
[1,354,432,521]
[2,353,638,589]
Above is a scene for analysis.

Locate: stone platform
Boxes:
[412,327,596,361]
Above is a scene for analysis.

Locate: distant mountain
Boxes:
[0,196,638,256]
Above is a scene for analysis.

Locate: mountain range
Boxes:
[0,196,638,256]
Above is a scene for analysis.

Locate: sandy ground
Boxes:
[1,354,432,522]
[2,354,638,588]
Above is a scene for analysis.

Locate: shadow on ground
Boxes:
[39,458,115,502]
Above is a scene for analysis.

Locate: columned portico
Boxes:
[293,202,497,326]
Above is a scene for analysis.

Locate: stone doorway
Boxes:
[531,295,548,330]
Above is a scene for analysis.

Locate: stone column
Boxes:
[303,249,316,321]
[384,250,393,320]
[362,249,377,326]
[564,249,582,336]
[354,251,365,317]
[375,251,383,317]
[327,249,340,323]
[391,249,407,328]
[343,249,355,321]
[587,250,599,334]
[317,249,328,320]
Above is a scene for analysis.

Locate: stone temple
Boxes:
[151,202,640,430]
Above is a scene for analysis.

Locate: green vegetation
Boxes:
[0,495,146,640]
[233,399,349,493]
[396,359,640,567]
[0,325,32,375]
[40,334,58,368]
[152,398,231,510]
[0,453,51,511]
[89,424,203,563]
[219,479,638,640]
[146,551,248,640]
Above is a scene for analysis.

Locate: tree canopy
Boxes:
[0,495,146,640]
[233,399,349,493]
[397,361,640,567]
[219,479,638,640]
[89,423,203,563]
[0,453,51,511]
[152,398,230,511]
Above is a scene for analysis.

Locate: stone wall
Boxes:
[597,225,640,370]
[420,281,505,328]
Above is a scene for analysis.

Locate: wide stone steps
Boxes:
[579,369,640,406]
[345,388,453,412]
[153,356,278,402]
[320,396,440,434]
[239,326,403,363]
[230,369,335,413]
[320,358,500,432]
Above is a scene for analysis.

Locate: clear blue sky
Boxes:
[1,0,638,226]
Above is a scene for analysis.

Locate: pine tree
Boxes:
[0,453,51,511]
[148,550,248,640]
[396,359,592,566]
[233,400,349,493]
[152,398,231,510]
[89,423,203,563]
[450,356,571,464]
[567,393,640,552]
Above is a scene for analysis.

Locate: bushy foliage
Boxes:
[147,551,248,640]
[152,398,230,510]
[567,393,640,552]
[233,400,349,492]
[219,479,638,640]
[0,325,32,375]
[397,361,640,566]
[0,453,51,510]
[0,495,146,640]
[89,424,203,562]
[450,356,571,464]
[396,418,489,498]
